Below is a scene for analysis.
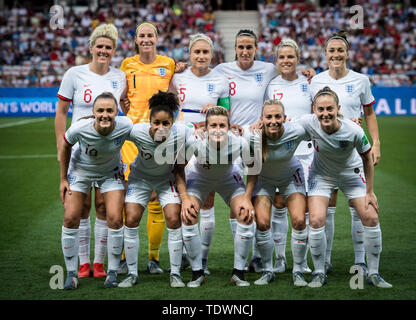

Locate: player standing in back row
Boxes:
[55,24,127,280]
[310,30,381,275]
[265,39,313,274]
[297,87,391,288]
[170,33,230,275]
[214,29,277,272]
[119,22,176,274]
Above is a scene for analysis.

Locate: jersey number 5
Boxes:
[179,88,186,102]
[84,89,92,103]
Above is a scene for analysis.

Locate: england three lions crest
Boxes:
[158,67,166,77]
[207,83,215,94]
[111,80,118,89]
[255,73,263,83]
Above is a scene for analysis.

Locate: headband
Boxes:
[237,32,256,39]
[136,22,158,36]
[325,35,349,50]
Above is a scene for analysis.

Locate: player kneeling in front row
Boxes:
[297,86,391,288]
[244,100,309,287]
[177,106,255,287]
[119,91,201,288]
[58,92,133,289]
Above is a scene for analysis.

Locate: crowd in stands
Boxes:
[0,0,224,87]
[0,0,414,87]
[258,0,416,86]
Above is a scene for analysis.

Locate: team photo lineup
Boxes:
[55,8,390,291]
[2,0,415,301]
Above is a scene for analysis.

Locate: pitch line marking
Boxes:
[0,117,47,129]
[0,154,56,159]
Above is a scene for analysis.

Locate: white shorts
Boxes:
[186,166,245,206]
[68,145,109,191]
[125,175,181,208]
[255,166,306,201]
[67,170,125,194]
[296,152,313,192]
[307,167,366,200]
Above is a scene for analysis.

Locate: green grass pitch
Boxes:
[0,117,415,301]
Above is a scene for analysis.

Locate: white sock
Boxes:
[182,224,202,271]
[302,212,310,267]
[325,207,336,264]
[62,226,79,272]
[291,227,308,273]
[167,227,183,275]
[364,224,382,276]
[199,208,215,262]
[78,217,90,265]
[251,222,261,259]
[124,226,139,276]
[309,226,326,274]
[93,218,107,264]
[229,218,237,238]
[107,226,124,272]
[255,229,273,272]
[271,206,288,260]
[350,207,366,265]
[234,223,254,270]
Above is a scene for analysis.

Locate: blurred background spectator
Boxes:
[0,0,225,87]
[257,0,415,86]
[0,0,414,87]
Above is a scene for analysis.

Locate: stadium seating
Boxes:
[0,0,225,87]
[257,0,415,86]
[0,0,414,87]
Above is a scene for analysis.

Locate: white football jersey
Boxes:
[128,123,196,181]
[310,70,375,120]
[57,64,127,123]
[245,122,308,181]
[214,61,277,125]
[64,116,133,178]
[265,74,313,155]
[297,114,372,177]
[190,132,251,181]
[171,67,229,124]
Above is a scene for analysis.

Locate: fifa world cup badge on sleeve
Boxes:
[362,135,369,146]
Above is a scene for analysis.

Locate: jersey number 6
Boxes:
[84,89,92,103]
